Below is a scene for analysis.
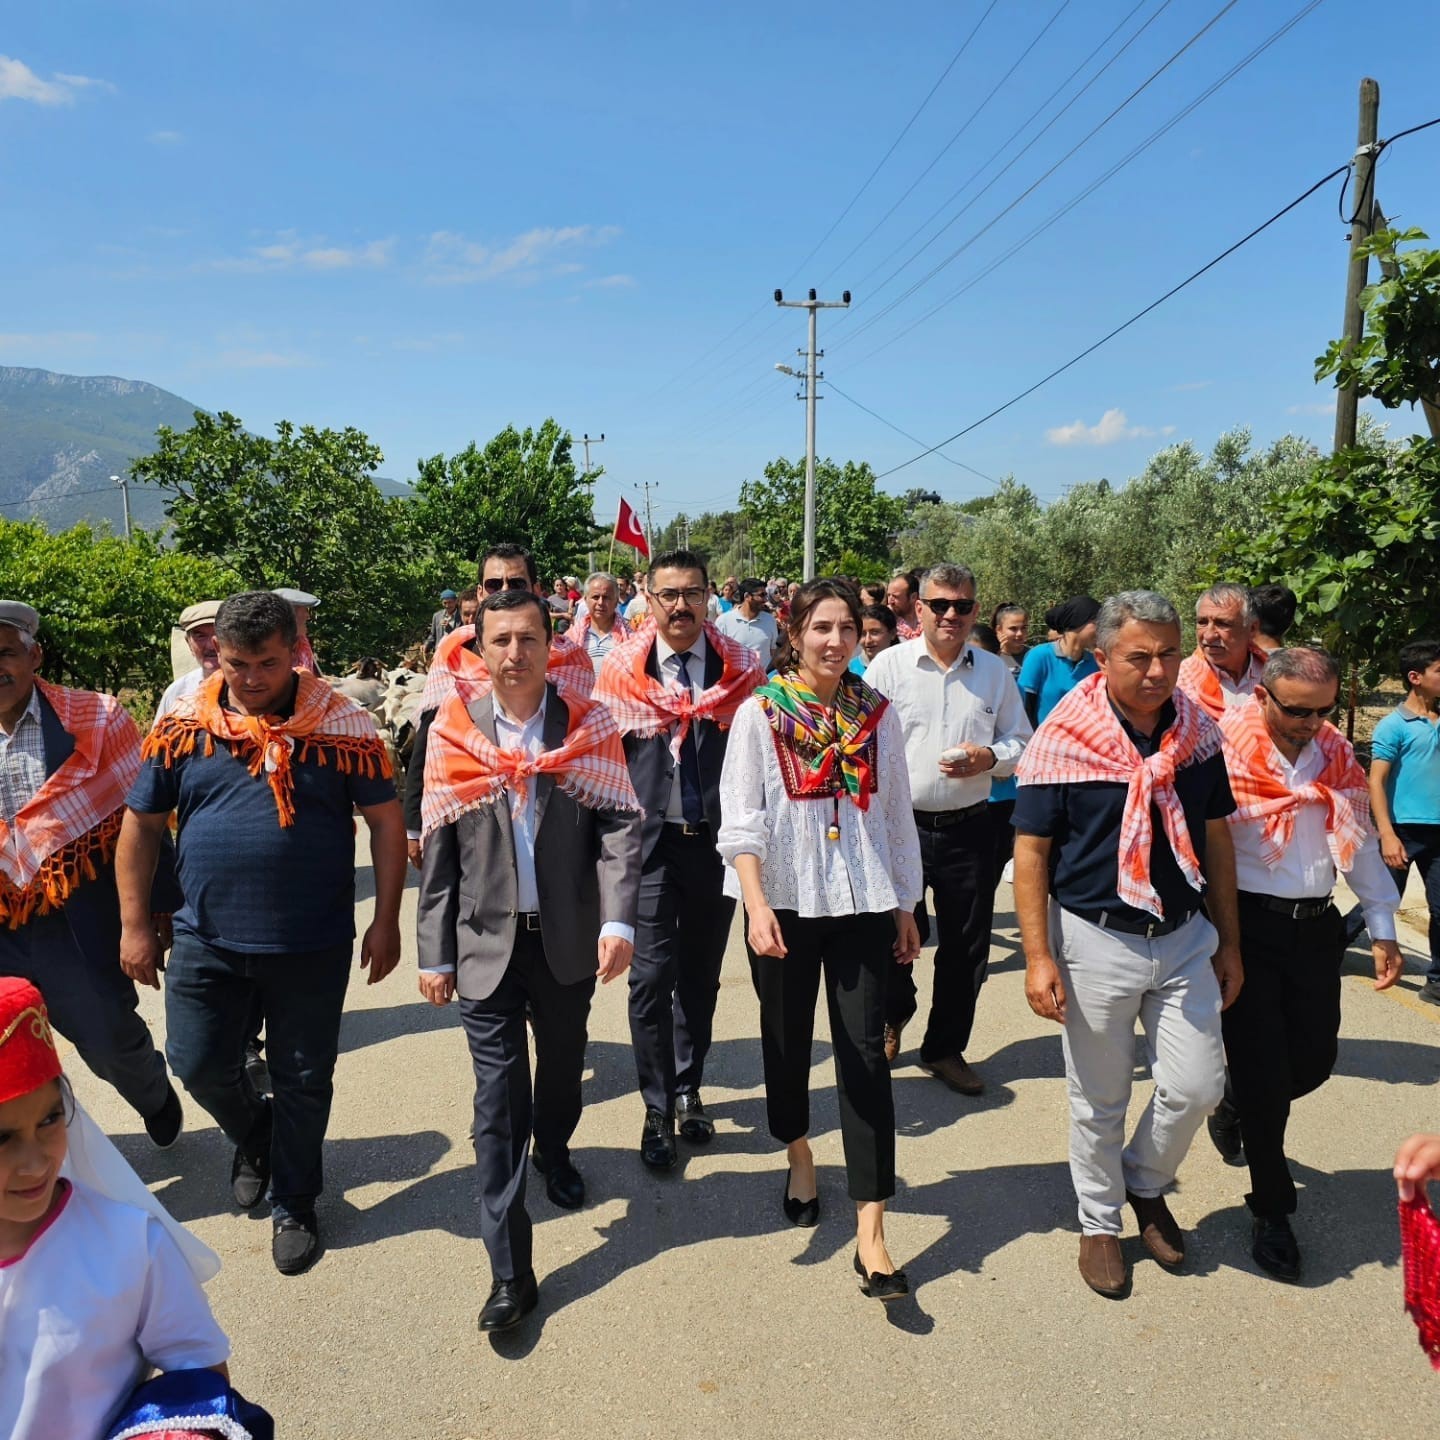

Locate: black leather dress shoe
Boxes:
[676,1092,715,1145]
[532,1147,585,1210]
[1251,1215,1301,1283]
[144,1082,183,1150]
[478,1271,539,1332]
[640,1108,677,1170]
[1207,1097,1245,1165]
[854,1249,909,1301]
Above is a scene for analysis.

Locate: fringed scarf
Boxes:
[144,671,391,828]
[1219,696,1370,872]
[420,689,639,840]
[1177,645,1268,721]
[0,681,140,929]
[1016,672,1222,918]
[418,624,594,718]
[754,671,888,810]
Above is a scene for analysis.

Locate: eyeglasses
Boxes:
[920,597,978,617]
[1265,694,1339,721]
[653,587,707,609]
[482,577,532,594]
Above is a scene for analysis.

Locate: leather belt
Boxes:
[516,911,542,931]
[1238,891,1333,921]
[665,820,712,838]
[1073,906,1199,939]
[913,801,989,830]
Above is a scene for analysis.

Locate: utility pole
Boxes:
[635,479,659,558]
[1333,77,1380,453]
[775,287,850,580]
[579,433,604,573]
[111,473,132,540]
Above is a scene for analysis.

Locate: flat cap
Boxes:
[273,587,319,609]
[0,602,40,639]
[178,600,222,632]
[439,588,458,600]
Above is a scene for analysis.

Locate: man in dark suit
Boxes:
[0,600,181,1141]
[416,588,642,1333]
[595,550,762,1170]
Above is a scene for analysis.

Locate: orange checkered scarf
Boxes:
[1016,672,1222,918]
[1219,696,1370,872]
[145,670,391,827]
[420,687,639,840]
[1177,645,1267,721]
[595,619,762,761]
[0,681,141,928]
[419,625,594,717]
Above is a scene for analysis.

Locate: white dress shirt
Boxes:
[717,697,922,917]
[1229,738,1398,941]
[654,631,707,823]
[863,637,1032,812]
[1217,654,1265,708]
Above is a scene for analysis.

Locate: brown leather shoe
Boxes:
[1127,1190,1185,1267]
[1078,1234,1130,1298]
[883,1022,906,1065]
[920,1054,984,1095]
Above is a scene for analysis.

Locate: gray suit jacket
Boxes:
[415,686,643,1001]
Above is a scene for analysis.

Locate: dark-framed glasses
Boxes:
[653,587,707,609]
[1266,694,1339,721]
[482,576,532,594]
[920,596,977,617]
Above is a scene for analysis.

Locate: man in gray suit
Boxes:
[416,588,643,1333]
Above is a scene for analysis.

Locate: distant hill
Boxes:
[0,366,413,533]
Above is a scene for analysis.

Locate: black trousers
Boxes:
[746,910,896,1203]
[628,825,735,1113]
[458,930,595,1281]
[887,812,995,1060]
[989,799,1016,894]
[1222,898,1344,1218]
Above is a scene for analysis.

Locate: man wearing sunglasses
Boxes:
[1209,646,1401,1282]
[863,563,1031,1095]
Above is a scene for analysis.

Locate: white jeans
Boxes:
[1053,905,1226,1236]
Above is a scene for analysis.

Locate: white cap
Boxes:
[273,587,319,609]
[0,602,40,639]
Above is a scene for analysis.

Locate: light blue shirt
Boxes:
[1373,704,1440,826]
[1017,642,1099,724]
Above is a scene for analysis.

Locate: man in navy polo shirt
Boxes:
[116,591,406,1276]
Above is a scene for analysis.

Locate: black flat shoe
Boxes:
[640,1108,677,1171]
[854,1248,909,1301]
[532,1147,585,1210]
[1207,1097,1245,1166]
[676,1092,715,1145]
[782,1170,819,1228]
[478,1271,539,1332]
[1251,1215,1301,1283]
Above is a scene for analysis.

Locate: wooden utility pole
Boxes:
[1333,78,1381,453]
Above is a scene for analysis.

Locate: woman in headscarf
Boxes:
[1016,595,1101,727]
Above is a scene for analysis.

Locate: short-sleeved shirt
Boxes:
[126,682,396,953]
[1371,705,1440,827]
[1013,700,1235,922]
[1017,642,1100,724]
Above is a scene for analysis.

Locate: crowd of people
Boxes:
[2,544,1440,1432]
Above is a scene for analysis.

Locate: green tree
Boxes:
[411,420,600,585]
[131,411,428,663]
[740,457,904,576]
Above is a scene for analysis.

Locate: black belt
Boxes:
[665,820,712,838]
[515,911,542,931]
[1072,906,1199,939]
[913,801,989,830]
[1238,891,1333,921]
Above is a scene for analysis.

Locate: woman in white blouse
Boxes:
[717,578,922,1300]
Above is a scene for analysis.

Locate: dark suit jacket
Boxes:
[620,639,730,862]
[415,686,643,1001]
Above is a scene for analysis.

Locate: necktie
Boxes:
[674,652,705,825]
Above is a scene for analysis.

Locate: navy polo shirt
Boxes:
[1013,700,1235,922]
[127,680,396,954]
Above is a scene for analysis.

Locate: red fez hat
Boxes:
[0,976,63,1105]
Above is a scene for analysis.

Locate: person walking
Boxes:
[415,588,642,1332]
[885,572,922,640]
[118,591,405,1276]
[715,578,779,670]
[991,603,1029,678]
[717,578,922,1299]
[1208,647,1401,1281]
[863,564,1031,1090]
[1248,584,1297,655]
[595,549,762,1170]
[1017,597,1100,726]
[428,590,460,654]
[1176,583,1266,719]
[155,602,222,721]
[1013,590,1241,1299]
[572,572,625,676]
[852,604,898,676]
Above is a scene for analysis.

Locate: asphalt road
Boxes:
[77,862,1440,1439]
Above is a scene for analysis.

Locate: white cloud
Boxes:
[201,232,394,273]
[0,57,109,105]
[422,224,621,284]
[215,349,315,369]
[1045,408,1160,447]
[148,130,183,145]
[1285,400,1336,416]
[0,330,101,351]
[586,273,637,289]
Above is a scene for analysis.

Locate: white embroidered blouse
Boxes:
[716,696,923,917]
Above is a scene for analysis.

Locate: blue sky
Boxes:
[2,2,1436,536]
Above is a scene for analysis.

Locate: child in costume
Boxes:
[0,975,270,1440]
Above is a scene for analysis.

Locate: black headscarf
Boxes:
[1049,596,1101,635]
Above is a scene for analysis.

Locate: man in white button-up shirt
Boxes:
[863,563,1031,1096]
[1209,646,1401,1284]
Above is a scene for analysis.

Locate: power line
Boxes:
[821,379,997,486]
[0,483,121,511]
[874,156,1360,481]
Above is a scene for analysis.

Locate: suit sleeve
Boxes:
[416,816,460,973]
[404,708,434,838]
[595,806,644,933]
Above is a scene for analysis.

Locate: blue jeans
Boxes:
[165,931,352,1220]
[1392,823,1440,983]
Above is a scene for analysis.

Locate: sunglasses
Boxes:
[920,597,978,618]
[1265,694,1339,721]
[482,577,532,594]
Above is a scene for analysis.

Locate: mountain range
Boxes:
[0,366,412,533]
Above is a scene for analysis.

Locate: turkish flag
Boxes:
[615,496,649,558]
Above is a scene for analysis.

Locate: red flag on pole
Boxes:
[615,496,649,558]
